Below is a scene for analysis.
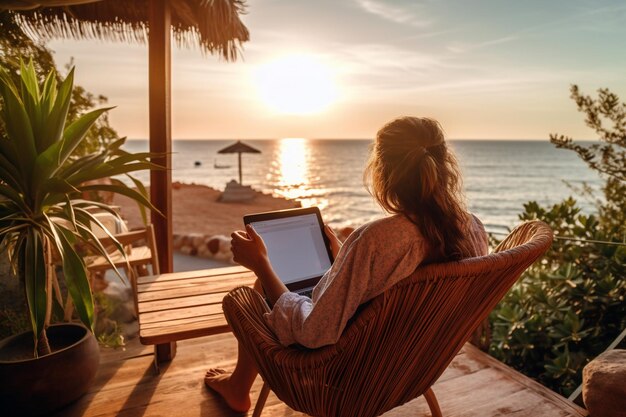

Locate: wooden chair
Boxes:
[222,220,553,417]
[85,224,160,294]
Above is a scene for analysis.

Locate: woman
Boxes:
[205,116,489,412]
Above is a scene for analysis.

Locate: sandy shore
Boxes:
[113,182,300,237]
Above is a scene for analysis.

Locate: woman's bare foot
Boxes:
[204,368,251,413]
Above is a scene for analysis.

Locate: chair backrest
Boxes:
[255,220,553,417]
[93,224,160,276]
[90,211,128,239]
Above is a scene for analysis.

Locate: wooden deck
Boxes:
[56,334,588,417]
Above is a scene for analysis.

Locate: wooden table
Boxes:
[136,265,256,363]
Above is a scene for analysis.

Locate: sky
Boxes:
[46,0,626,140]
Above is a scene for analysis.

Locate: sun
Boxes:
[254,54,338,115]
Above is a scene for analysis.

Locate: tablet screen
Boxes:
[249,213,332,285]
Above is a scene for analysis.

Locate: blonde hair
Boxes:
[364,116,477,262]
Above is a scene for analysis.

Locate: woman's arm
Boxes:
[265,229,375,348]
[230,225,288,305]
[266,219,426,348]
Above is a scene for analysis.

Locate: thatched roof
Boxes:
[1,0,249,60]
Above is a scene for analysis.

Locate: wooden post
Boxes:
[238,152,242,184]
[148,0,173,275]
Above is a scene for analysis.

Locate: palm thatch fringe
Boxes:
[9,0,249,60]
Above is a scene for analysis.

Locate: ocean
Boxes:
[122,139,602,234]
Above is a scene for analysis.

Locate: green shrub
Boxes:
[93,292,126,349]
[490,198,625,395]
[489,86,626,396]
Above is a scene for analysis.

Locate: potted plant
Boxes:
[0,61,158,415]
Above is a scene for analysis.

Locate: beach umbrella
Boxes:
[1,0,249,274]
[218,140,261,185]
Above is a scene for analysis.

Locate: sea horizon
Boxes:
[125,138,596,142]
[122,139,602,234]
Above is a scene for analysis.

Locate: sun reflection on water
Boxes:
[277,138,308,188]
[273,138,328,210]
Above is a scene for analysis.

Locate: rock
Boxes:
[189,233,204,248]
[216,235,231,251]
[179,245,193,255]
[112,300,137,324]
[196,245,210,258]
[122,320,139,339]
[100,281,135,324]
[206,237,220,254]
[103,280,132,303]
[215,236,232,260]
[172,234,184,250]
[173,233,234,262]
[583,349,626,417]
[95,317,117,336]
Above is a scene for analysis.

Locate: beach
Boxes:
[113,181,300,237]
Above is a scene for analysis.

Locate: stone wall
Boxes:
[173,233,234,263]
[171,226,355,263]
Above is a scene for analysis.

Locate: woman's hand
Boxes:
[231,225,288,304]
[324,224,342,259]
[230,225,270,273]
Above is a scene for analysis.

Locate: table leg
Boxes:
[155,342,177,366]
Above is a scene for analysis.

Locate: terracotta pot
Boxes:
[0,323,100,416]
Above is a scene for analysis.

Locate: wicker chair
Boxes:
[222,220,552,417]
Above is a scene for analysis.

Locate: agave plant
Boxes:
[0,61,159,357]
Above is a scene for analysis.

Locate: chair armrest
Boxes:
[494,220,553,254]
[98,229,148,247]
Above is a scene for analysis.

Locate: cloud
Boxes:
[338,43,443,73]
[447,35,519,54]
[445,2,626,55]
[399,67,584,96]
[354,0,432,27]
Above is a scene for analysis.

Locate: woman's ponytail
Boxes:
[365,117,479,262]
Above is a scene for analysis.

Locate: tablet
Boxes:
[244,207,334,292]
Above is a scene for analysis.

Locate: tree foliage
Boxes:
[551,86,626,182]
[0,10,119,156]
[489,86,626,396]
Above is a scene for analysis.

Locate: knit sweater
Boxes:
[265,214,489,348]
